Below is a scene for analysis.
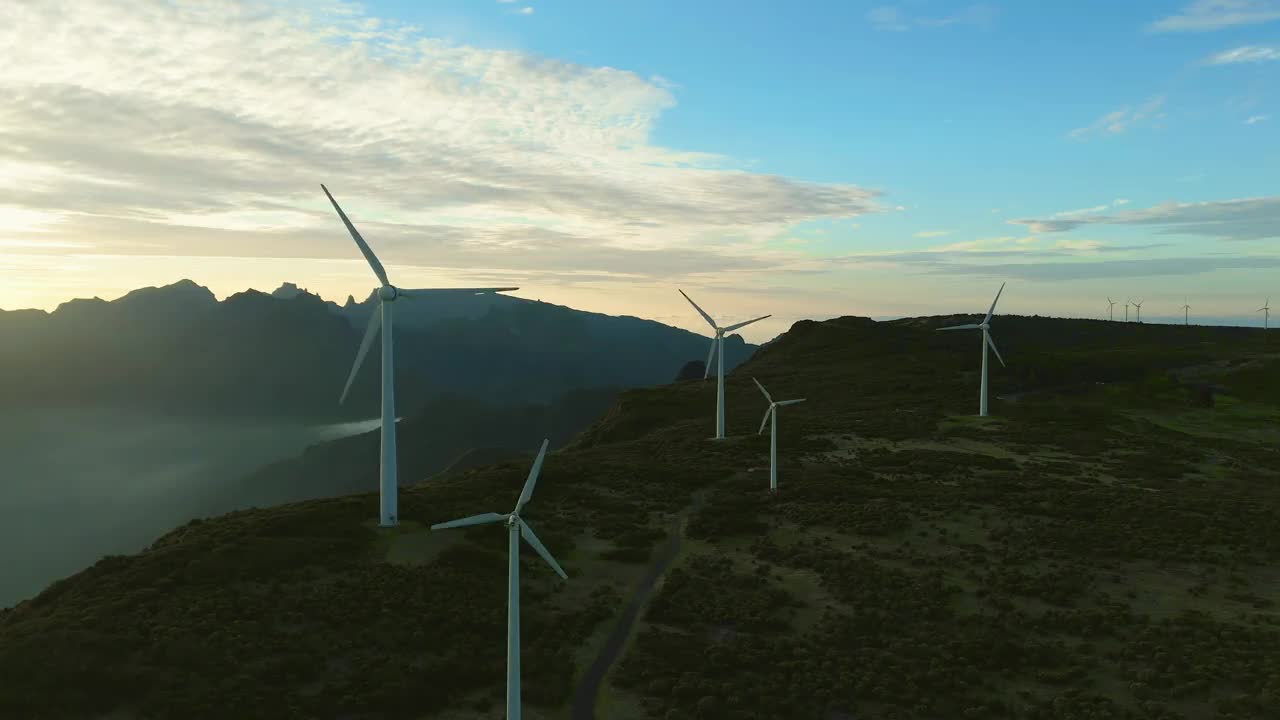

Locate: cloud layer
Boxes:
[0,0,879,284]
[1009,197,1280,241]
[1150,1,1280,33]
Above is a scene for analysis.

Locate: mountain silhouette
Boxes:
[0,280,758,418]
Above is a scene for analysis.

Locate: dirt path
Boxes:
[569,491,707,720]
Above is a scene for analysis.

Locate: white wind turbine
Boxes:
[1107,297,1117,321]
[1180,297,1190,326]
[323,184,519,527]
[1124,299,1130,322]
[430,439,566,720]
[1132,298,1144,323]
[678,289,770,439]
[752,378,805,493]
[1261,298,1272,329]
[938,282,1007,418]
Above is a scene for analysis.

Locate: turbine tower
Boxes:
[1262,298,1272,330]
[938,282,1007,417]
[1107,297,1117,321]
[678,289,770,439]
[752,378,805,494]
[431,439,567,720]
[1124,300,1130,322]
[1180,297,1190,326]
[1133,298,1144,324]
[323,184,519,527]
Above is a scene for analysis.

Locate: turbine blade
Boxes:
[984,282,1006,324]
[986,333,1006,367]
[399,287,519,298]
[752,377,773,403]
[777,398,807,406]
[431,512,506,530]
[519,521,568,580]
[723,314,771,333]
[703,338,717,379]
[758,406,772,435]
[339,306,381,405]
[321,184,390,287]
[678,289,718,330]
[938,324,981,331]
[514,438,550,514]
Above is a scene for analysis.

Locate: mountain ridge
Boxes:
[0,279,759,419]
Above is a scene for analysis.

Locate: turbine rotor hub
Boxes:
[378,285,399,302]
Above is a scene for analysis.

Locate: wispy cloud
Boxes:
[516,6,534,15]
[1010,197,1280,241]
[934,236,1039,252]
[1068,96,1167,139]
[912,230,950,238]
[1246,114,1270,123]
[828,241,1277,281]
[0,0,881,285]
[867,3,997,32]
[1205,45,1280,64]
[1149,1,1280,33]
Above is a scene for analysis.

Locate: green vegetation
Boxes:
[1,315,1277,719]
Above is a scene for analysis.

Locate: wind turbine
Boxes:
[323,184,519,527]
[752,378,805,494]
[430,439,567,720]
[678,289,770,439]
[938,282,1007,417]
[1180,297,1190,326]
[1261,298,1272,329]
[1107,297,1117,321]
[1124,300,1130,322]
[1132,298,1144,323]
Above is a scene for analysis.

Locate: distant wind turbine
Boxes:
[323,184,519,527]
[939,282,1007,417]
[1180,297,1190,326]
[1124,300,1130,322]
[752,378,805,494]
[1132,298,1144,324]
[679,289,770,439]
[1261,298,1272,330]
[430,439,567,720]
[1107,297,1117,321]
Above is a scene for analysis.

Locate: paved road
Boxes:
[569,492,707,720]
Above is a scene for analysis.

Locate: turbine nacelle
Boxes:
[377,285,399,302]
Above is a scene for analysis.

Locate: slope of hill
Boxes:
[1,316,1276,720]
[0,281,756,418]
[226,386,625,509]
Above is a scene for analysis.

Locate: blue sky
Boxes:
[1,0,1278,339]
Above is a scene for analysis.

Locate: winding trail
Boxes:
[569,491,708,720]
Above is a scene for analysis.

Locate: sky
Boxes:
[1,0,1278,341]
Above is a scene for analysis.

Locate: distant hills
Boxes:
[0,280,758,419]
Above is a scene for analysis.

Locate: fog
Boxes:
[0,408,381,608]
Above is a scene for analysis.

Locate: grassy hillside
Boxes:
[1,316,1277,720]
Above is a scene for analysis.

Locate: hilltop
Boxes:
[0,315,1277,720]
